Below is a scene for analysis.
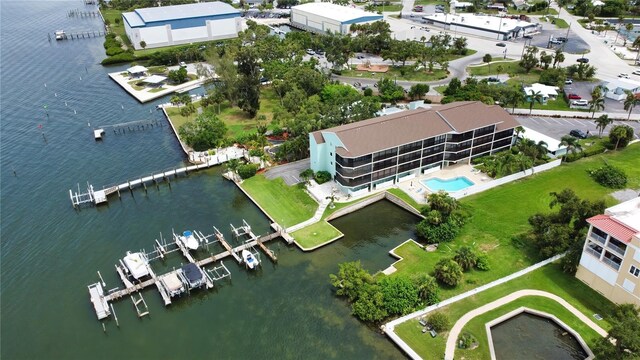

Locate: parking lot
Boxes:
[515,115,640,140]
[563,81,629,113]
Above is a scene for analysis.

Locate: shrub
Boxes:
[101,52,136,65]
[378,276,420,315]
[248,148,264,157]
[453,246,478,271]
[416,220,460,243]
[106,46,124,56]
[589,163,627,189]
[411,274,440,305]
[237,164,258,179]
[351,283,388,322]
[428,312,450,331]
[314,170,331,184]
[609,124,634,149]
[434,258,463,286]
[458,333,477,349]
[475,254,490,271]
[363,88,373,96]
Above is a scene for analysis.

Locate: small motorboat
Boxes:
[122,251,150,280]
[242,249,259,270]
[55,30,65,40]
[180,230,199,250]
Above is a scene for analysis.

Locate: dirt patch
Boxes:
[355,63,389,73]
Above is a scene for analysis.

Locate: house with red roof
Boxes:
[576,197,640,306]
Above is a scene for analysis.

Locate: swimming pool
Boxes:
[422,176,474,192]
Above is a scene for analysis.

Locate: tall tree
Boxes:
[623,90,639,120]
[594,114,613,136]
[520,46,539,73]
[527,89,544,114]
[588,86,605,118]
[483,53,493,73]
[560,135,582,161]
[592,304,640,359]
[552,48,565,68]
[506,86,525,113]
[235,47,261,117]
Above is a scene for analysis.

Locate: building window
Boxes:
[330,152,333,156]
[630,265,640,277]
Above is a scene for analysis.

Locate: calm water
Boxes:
[0,2,415,358]
[422,177,474,192]
[491,313,588,360]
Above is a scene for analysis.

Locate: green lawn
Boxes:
[395,263,614,360]
[383,144,640,300]
[292,221,343,249]
[387,188,422,210]
[456,296,604,360]
[165,88,280,138]
[546,16,570,28]
[240,175,318,228]
[370,3,403,11]
[531,96,573,111]
[342,66,448,82]
[101,9,131,46]
[468,61,526,77]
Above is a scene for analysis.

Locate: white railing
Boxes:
[590,233,607,245]
[602,257,621,271]
[584,247,602,259]
[450,159,562,200]
[606,242,626,257]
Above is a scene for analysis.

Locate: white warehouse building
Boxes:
[122,2,242,50]
[423,13,540,40]
[291,3,384,35]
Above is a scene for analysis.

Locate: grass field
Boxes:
[292,221,343,249]
[101,9,131,46]
[467,61,521,77]
[395,263,614,360]
[370,3,403,11]
[165,87,280,138]
[240,175,317,228]
[383,144,640,300]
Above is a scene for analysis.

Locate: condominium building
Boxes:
[576,197,640,306]
[309,101,519,195]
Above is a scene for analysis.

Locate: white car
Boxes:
[632,70,640,76]
[572,99,589,106]
[618,73,630,79]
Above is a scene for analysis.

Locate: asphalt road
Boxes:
[515,115,640,140]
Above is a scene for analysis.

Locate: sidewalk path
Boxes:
[443,289,608,360]
[383,253,565,360]
[510,108,640,120]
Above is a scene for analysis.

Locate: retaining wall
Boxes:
[325,192,424,222]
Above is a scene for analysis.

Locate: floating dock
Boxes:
[87,221,291,326]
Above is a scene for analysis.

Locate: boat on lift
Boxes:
[122,251,150,280]
[55,30,65,40]
[242,249,259,270]
[179,230,199,250]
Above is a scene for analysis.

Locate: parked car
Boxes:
[435,8,444,12]
[306,49,315,55]
[556,36,568,42]
[179,61,187,67]
[524,35,533,39]
[633,70,640,75]
[577,57,589,63]
[496,42,507,47]
[316,49,325,56]
[567,93,581,99]
[618,73,630,79]
[356,54,365,59]
[550,39,563,44]
[565,79,573,85]
[571,99,589,106]
[487,77,500,82]
[569,129,588,139]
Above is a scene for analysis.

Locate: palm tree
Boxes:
[507,88,525,113]
[634,36,640,62]
[623,90,639,120]
[614,16,624,45]
[589,87,605,118]
[560,135,582,161]
[513,152,534,173]
[594,114,613,136]
[225,158,241,182]
[552,48,565,68]
[527,90,544,114]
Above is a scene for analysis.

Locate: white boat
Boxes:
[122,251,150,280]
[180,230,199,250]
[242,249,259,270]
[55,30,65,40]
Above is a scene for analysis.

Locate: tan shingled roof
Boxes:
[312,102,519,158]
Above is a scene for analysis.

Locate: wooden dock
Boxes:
[89,222,285,324]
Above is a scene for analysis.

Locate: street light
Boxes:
[504,47,507,59]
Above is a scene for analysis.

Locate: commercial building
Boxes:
[309,101,519,195]
[290,3,383,35]
[602,78,640,101]
[576,197,640,306]
[122,2,242,50]
[423,13,539,40]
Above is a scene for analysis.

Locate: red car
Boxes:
[567,93,581,100]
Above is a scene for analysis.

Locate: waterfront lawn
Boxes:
[385,144,640,299]
[101,9,132,47]
[456,296,603,360]
[292,221,343,250]
[395,263,614,360]
[386,188,422,213]
[240,175,317,228]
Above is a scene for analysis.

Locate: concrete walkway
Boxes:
[510,108,640,120]
[286,200,330,233]
[443,289,608,360]
[383,253,565,360]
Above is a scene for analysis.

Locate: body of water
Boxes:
[0,2,416,358]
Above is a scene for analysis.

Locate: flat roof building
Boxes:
[423,13,539,40]
[122,2,241,50]
[518,126,567,158]
[523,83,559,104]
[576,197,640,306]
[309,101,519,194]
[603,78,640,101]
[291,3,383,35]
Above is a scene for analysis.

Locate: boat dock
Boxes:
[93,118,165,140]
[69,146,247,208]
[88,221,290,326]
[49,30,105,41]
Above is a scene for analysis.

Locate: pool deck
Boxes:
[396,164,490,204]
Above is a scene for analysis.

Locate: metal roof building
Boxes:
[291,3,383,34]
[122,2,241,50]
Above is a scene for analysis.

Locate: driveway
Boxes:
[263,158,310,185]
[515,115,640,140]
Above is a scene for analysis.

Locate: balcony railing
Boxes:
[606,242,626,257]
[589,232,606,245]
[584,247,602,259]
[602,257,621,271]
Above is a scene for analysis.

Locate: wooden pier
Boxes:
[94,118,165,140]
[67,9,100,17]
[50,30,105,41]
[88,221,286,325]
[69,146,247,208]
